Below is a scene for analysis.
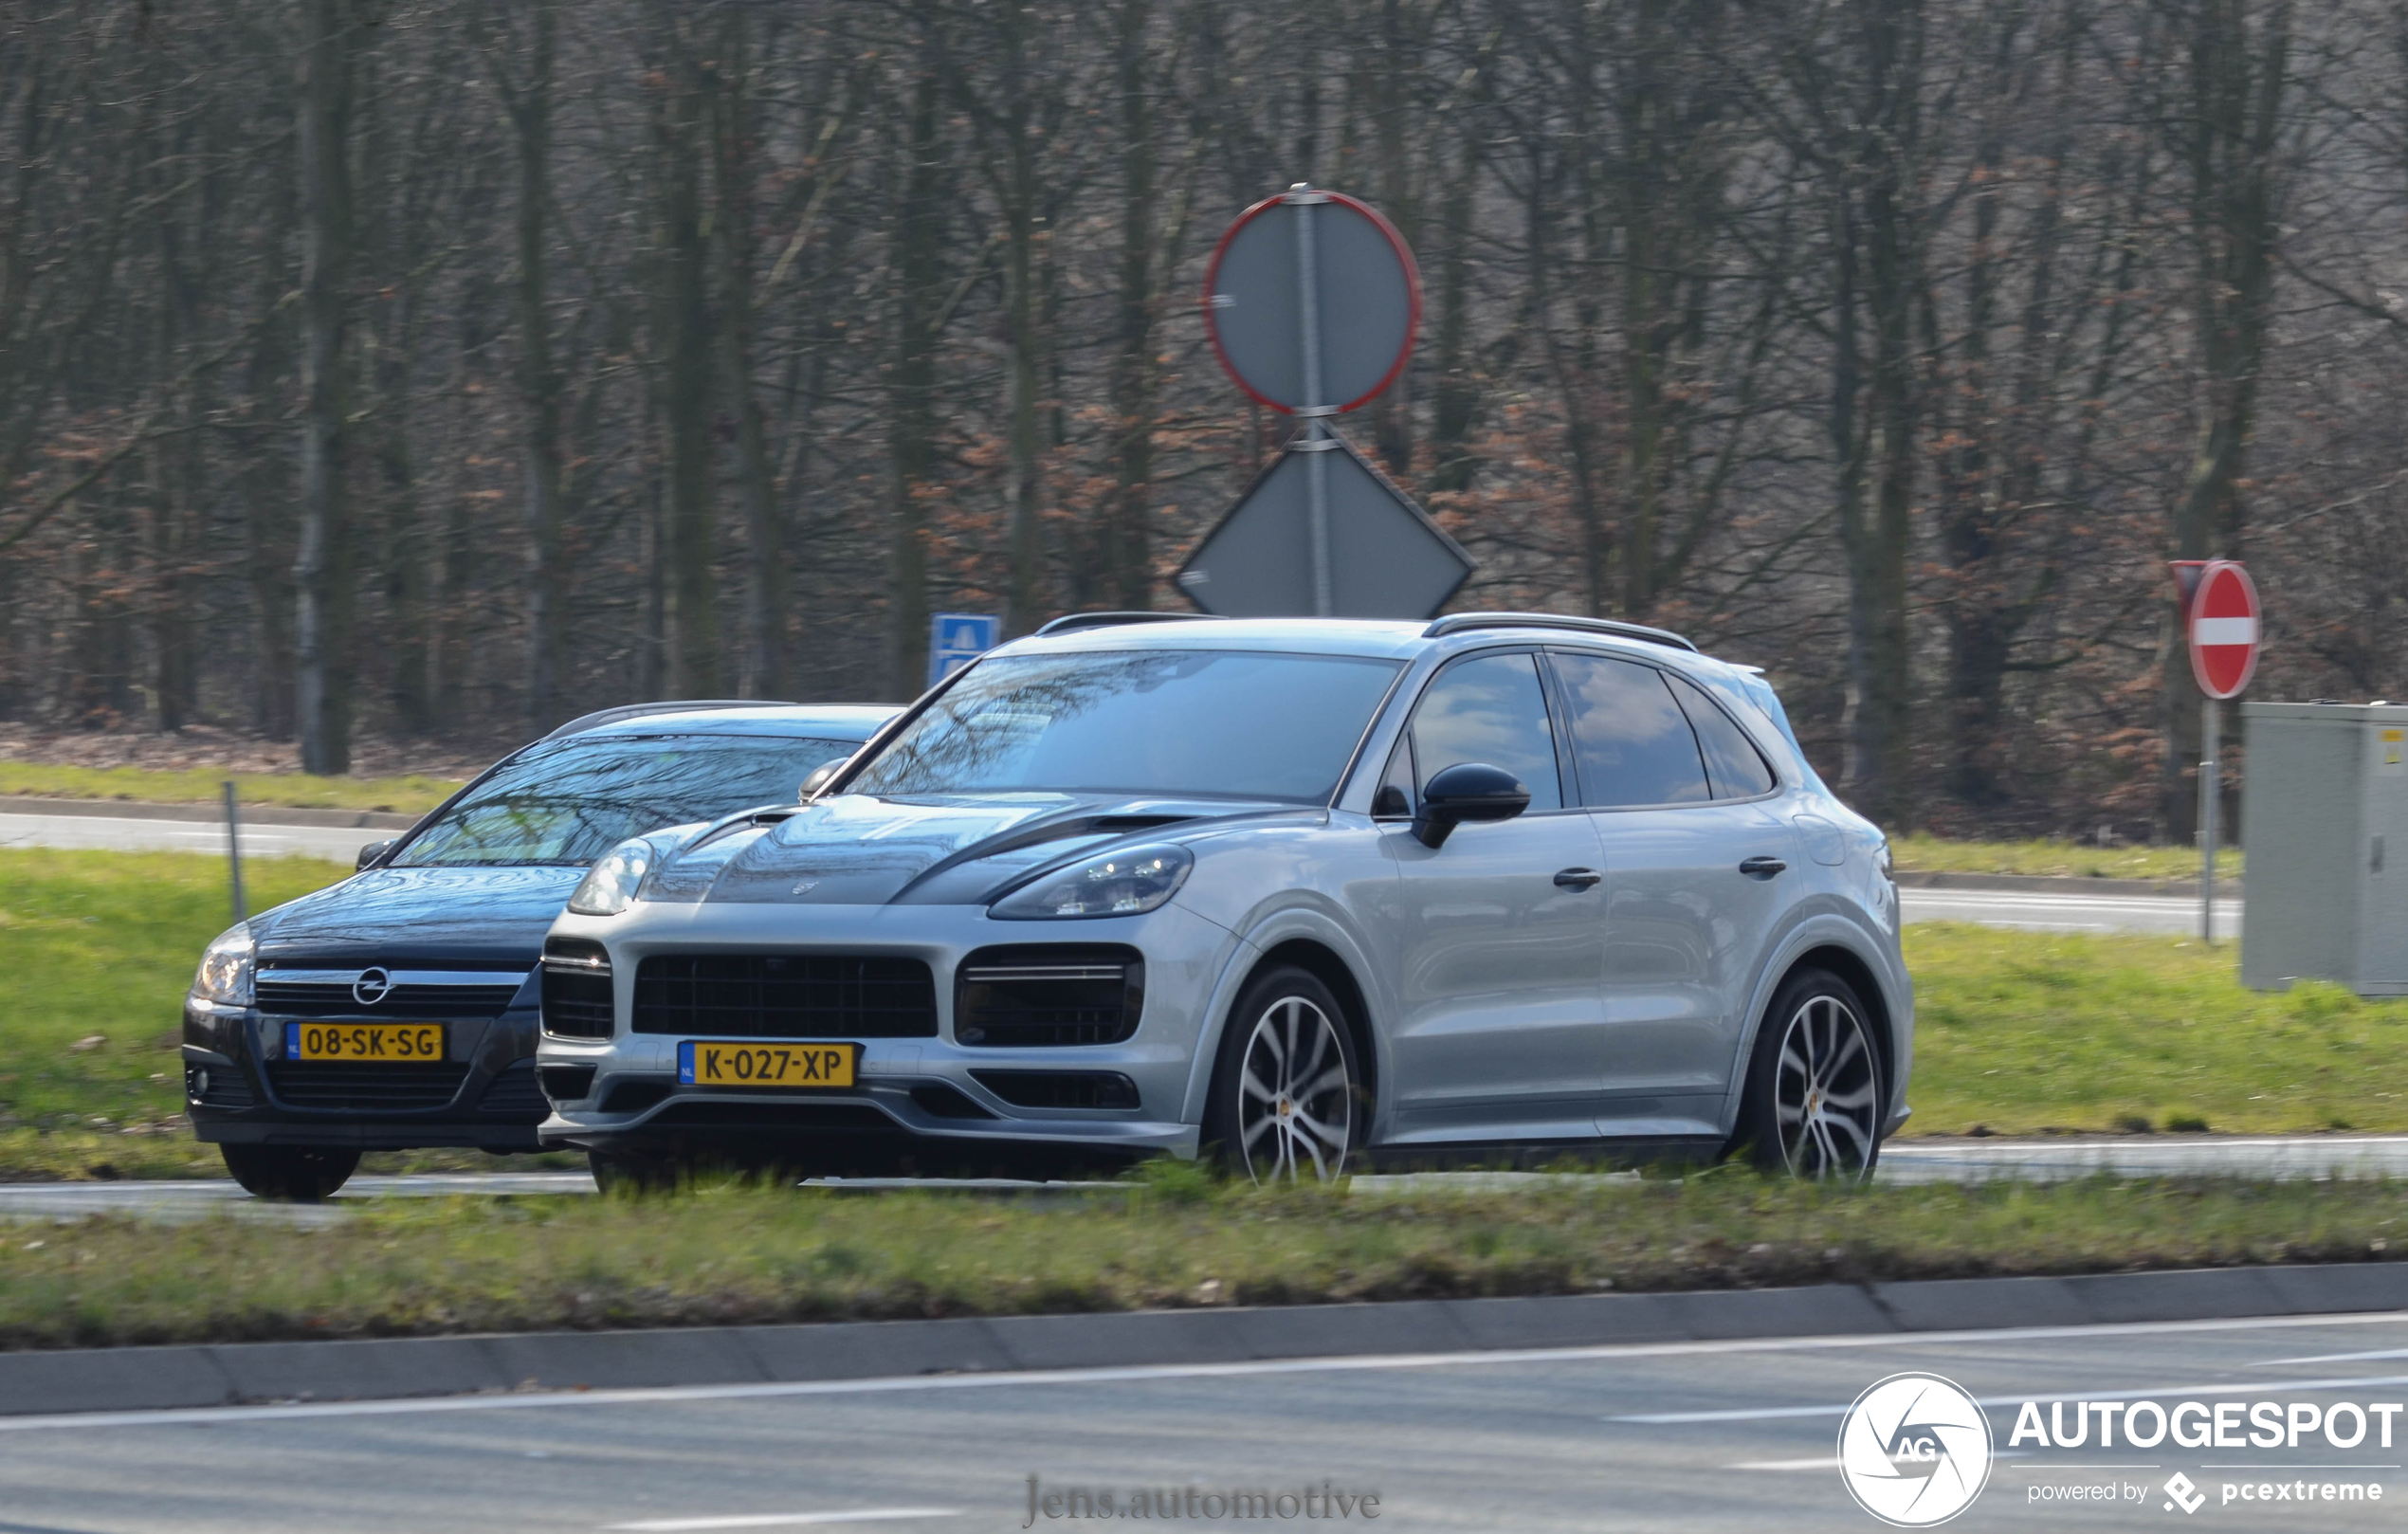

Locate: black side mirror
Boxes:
[356,840,394,870]
[1412,762,1532,849]
[798,759,846,801]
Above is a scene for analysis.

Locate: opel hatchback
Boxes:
[184,702,898,1197]
[537,614,1907,1187]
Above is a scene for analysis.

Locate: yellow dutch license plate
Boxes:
[679,1040,857,1089]
[285,1021,446,1063]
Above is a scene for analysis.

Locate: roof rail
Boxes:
[1031,612,1220,637]
[541,700,799,741]
[1421,612,1699,653]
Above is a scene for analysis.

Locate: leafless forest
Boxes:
[1,0,2400,839]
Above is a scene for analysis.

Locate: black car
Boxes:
[181,702,901,1197]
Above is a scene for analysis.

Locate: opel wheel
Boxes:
[219,1143,361,1201]
[1206,965,1362,1184]
[1734,968,1884,1179]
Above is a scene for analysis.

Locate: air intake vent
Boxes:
[970,1069,1140,1111]
[910,1083,999,1121]
[542,938,615,1041]
[599,1078,672,1115]
[632,955,938,1038]
[475,1061,548,1120]
[538,1065,597,1105]
[257,972,525,1019]
[187,1064,254,1110]
[956,945,1142,1046]
[266,1061,469,1111]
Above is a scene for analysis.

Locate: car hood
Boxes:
[252,864,589,967]
[641,792,1306,907]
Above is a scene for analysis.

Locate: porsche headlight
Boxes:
[569,838,655,917]
[991,844,1194,920]
[193,923,255,1006]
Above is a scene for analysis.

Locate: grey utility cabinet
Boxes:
[2240,701,2408,995]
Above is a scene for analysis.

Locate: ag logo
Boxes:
[1837,1372,1993,1526]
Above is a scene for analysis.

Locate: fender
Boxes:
[1714,904,1915,1140]
[1175,900,1396,1137]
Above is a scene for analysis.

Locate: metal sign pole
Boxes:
[2200,698,2218,944]
[224,779,247,923]
[1288,182,1334,617]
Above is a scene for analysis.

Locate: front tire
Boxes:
[1732,967,1885,1179]
[219,1143,361,1201]
[1203,965,1363,1184]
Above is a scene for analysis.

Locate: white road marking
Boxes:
[5,1308,2408,1434]
[608,1510,958,1531]
[1614,1372,2408,1424]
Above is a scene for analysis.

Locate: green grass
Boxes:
[0,762,462,814]
[1888,832,2242,882]
[1,1172,2400,1350]
[1906,922,2408,1136]
[0,849,577,1178]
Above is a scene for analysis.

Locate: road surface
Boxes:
[1897,884,2239,935]
[7,1309,2408,1530]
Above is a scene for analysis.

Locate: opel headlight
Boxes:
[193,923,255,1006]
[569,838,655,917]
[991,844,1194,920]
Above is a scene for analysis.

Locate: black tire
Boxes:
[1202,964,1364,1184]
[219,1143,361,1201]
[1730,966,1885,1179]
[587,1147,685,1195]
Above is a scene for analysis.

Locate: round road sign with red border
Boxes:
[2187,559,2261,701]
[1202,189,1421,415]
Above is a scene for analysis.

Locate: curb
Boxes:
[4,1262,2400,1418]
[0,795,421,831]
[1892,868,2241,899]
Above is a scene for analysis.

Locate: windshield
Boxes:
[848,649,1403,803]
[394,734,866,867]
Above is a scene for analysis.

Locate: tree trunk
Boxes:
[1106,0,1158,612]
[886,62,945,699]
[499,0,565,729]
[711,12,788,700]
[294,0,356,774]
[651,17,721,700]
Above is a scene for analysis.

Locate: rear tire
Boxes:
[1730,967,1885,1180]
[219,1143,361,1201]
[1202,965,1363,1184]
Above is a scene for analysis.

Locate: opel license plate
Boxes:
[285,1021,446,1063]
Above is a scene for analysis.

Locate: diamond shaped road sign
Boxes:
[1175,433,1472,619]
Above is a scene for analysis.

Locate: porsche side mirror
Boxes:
[1412,762,1532,849]
[356,840,394,871]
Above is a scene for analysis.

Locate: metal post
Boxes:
[1288,182,1334,617]
[2200,699,2219,944]
[224,779,247,924]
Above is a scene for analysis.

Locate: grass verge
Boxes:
[0,762,463,814]
[0,849,575,1178]
[1888,832,2241,883]
[1906,922,2408,1135]
[1,1172,2400,1351]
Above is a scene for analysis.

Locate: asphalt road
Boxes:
[8,1311,2408,1531]
[0,809,379,863]
[7,808,2235,934]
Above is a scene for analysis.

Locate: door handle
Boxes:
[1739,855,1788,878]
[1553,867,1603,890]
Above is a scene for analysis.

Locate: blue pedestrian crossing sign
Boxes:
[927,612,1001,688]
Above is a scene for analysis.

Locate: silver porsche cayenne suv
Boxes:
[537,612,1908,1186]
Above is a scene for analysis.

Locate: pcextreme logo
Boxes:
[1837,1372,1995,1527]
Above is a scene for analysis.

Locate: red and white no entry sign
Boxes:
[2185,558,2261,701]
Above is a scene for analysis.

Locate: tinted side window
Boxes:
[1553,652,1711,808]
[1409,652,1563,812]
[1668,672,1778,798]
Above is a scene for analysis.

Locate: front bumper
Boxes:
[538,899,1239,1163]
[182,998,548,1151]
